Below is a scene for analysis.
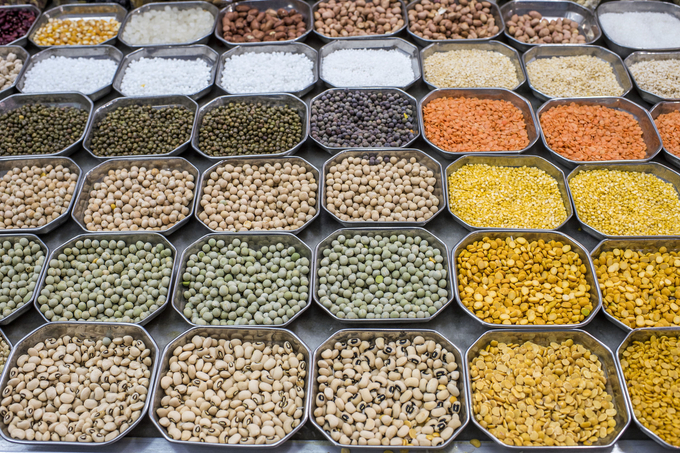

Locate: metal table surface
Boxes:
[0,19,673,453]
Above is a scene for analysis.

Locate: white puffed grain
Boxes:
[21,56,118,94]
[221,51,314,93]
[120,57,211,96]
[321,48,415,87]
[122,6,215,45]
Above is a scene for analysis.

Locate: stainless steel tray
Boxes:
[313,227,453,323]
[319,37,421,90]
[310,328,469,448]
[119,1,219,48]
[452,229,601,329]
[406,0,504,47]
[420,40,525,91]
[523,44,632,101]
[0,5,40,48]
[0,156,83,236]
[500,0,601,53]
[309,87,419,154]
[320,148,445,227]
[567,161,680,240]
[0,46,29,101]
[650,101,680,170]
[192,93,309,161]
[195,156,320,234]
[0,92,93,159]
[171,232,313,328]
[616,327,680,451]
[625,51,680,105]
[215,0,313,48]
[419,88,538,159]
[0,321,159,447]
[445,154,573,231]
[466,329,630,449]
[112,45,218,101]
[16,45,123,101]
[0,234,48,326]
[83,95,198,161]
[590,238,680,332]
[28,3,127,50]
[34,232,177,326]
[149,326,312,448]
[537,97,662,168]
[216,42,318,97]
[71,156,199,236]
[597,1,680,58]
[312,0,407,43]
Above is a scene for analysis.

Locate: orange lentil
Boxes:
[421,97,529,153]
[540,103,647,162]
[655,111,680,157]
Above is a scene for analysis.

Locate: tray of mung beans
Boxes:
[567,162,680,239]
[452,230,600,328]
[0,235,47,325]
[445,154,572,230]
[537,97,662,167]
[150,326,310,446]
[591,239,680,331]
[195,156,320,234]
[321,149,445,227]
[71,157,198,235]
[172,233,312,327]
[314,228,452,322]
[467,329,630,449]
[35,233,176,326]
[617,328,680,450]
[83,95,198,160]
[0,322,158,446]
[650,101,680,171]
[311,329,468,448]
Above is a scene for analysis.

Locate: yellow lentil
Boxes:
[456,236,594,325]
[569,169,680,236]
[470,339,618,447]
[447,164,567,229]
[595,246,680,328]
[470,438,482,448]
[32,18,120,46]
[620,334,680,447]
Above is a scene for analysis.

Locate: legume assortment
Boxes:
[0,238,45,320]
[315,335,463,447]
[32,18,120,46]
[315,0,405,38]
[21,56,119,95]
[447,164,567,229]
[156,334,306,444]
[654,111,680,157]
[507,12,585,44]
[422,97,529,153]
[540,104,647,161]
[325,154,441,222]
[0,52,23,92]
[594,246,680,328]
[198,161,318,232]
[628,59,680,99]
[470,339,618,446]
[408,0,499,41]
[220,52,314,94]
[122,6,215,46]
[526,56,624,98]
[569,169,680,236]
[456,236,594,325]
[423,50,519,89]
[0,333,153,442]
[620,334,680,447]
[0,8,37,45]
[222,6,307,43]
[180,237,310,326]
[317,232,449,319]
[119,58,212,97]
[38,238,173,323]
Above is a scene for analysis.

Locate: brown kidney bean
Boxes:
[408,0,499,40]
[506,11,586,44]
[222,6,307,43]
[314,0,405,38]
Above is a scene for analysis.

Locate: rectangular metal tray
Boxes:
[625,51,680,105]
[649,101,680,171]
[71,156,199,236]
[312,227,454,323]
[536,97,662,168]
[0,46,29,101]
[320,148,445,227]
[171,232,314,328]
[149,326,311,448]
[195,156,320,235]
[34,232,177,327]
[16,45,123,101]
[466,329,630,449]
[0,4,40,48]
[0,321,159,447]
[313,0,407,43]
[82,95,198,161]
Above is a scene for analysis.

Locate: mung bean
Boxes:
[0,238,45,320]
